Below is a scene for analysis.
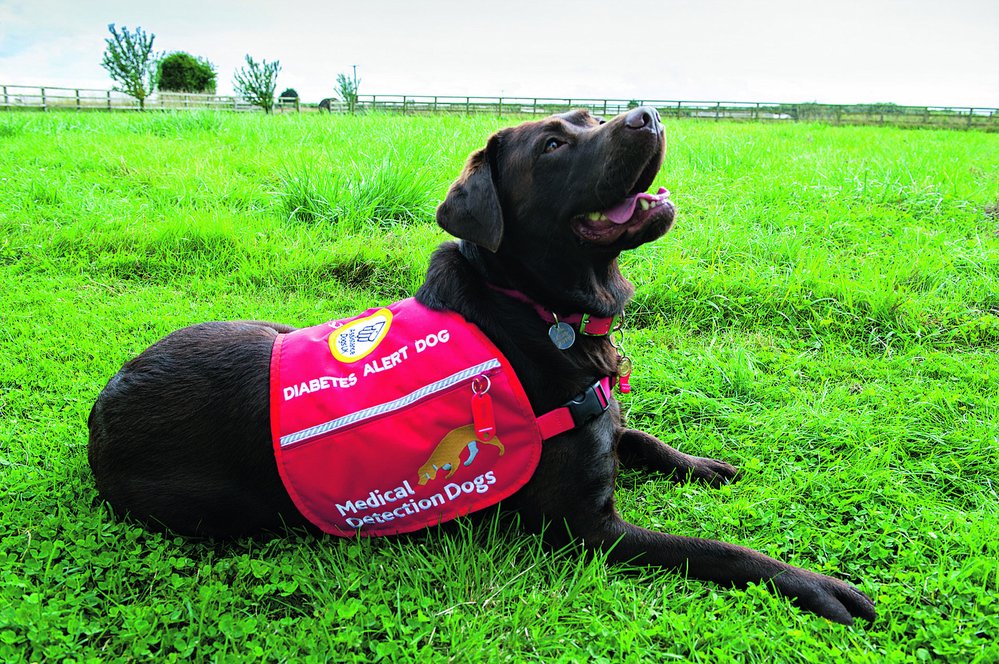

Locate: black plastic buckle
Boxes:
[565,379,611,428]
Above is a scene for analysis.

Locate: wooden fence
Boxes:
[352,95,998,130]
[2,84,996,130]
[0,85,306,113]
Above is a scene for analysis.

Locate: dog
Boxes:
[88,106,875,625]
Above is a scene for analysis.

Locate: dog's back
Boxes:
[88,320,306,536]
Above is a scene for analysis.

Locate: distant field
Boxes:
[1,111,997,662]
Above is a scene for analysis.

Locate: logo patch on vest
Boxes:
[329,309,392,363]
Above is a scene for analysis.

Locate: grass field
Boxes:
[1,110,997,662]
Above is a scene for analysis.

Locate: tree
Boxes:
[335,71,360,113]
[158,52,216,94]
[101,24,158,110]
[233,55,280,114]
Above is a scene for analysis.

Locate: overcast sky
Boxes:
[1,0,997,107]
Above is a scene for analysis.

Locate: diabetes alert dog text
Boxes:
[283,329,451,401]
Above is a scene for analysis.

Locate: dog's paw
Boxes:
[771,568,876,626]
[687,456,740,487]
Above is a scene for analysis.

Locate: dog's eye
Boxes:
[543,138,565,154]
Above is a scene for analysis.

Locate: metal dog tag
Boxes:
[548,322,576,350]
[617,356,634,394]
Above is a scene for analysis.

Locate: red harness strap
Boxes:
[537,376,614,440]
[484,284,617,436]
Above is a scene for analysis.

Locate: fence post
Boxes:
[465,96,470,115]
[106,90,111,110]
[676,101,681,119]
[41,87,46,111]
[532,98,537,115]
[2,85,7,108]
[715,101,720,121]
[433,96,438,113]
[402,96,408,114]
[498,97,503,117]
[75,89,81,111]
[603,99,608,115]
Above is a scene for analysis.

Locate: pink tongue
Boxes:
[603,196,639,224]
[603,187,669,224]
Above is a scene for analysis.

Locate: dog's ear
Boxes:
[436,133,504,252]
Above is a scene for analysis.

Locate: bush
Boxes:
[279,88,299,101]
[158,52,217,94]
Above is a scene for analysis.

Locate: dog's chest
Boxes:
[269,298,542,537]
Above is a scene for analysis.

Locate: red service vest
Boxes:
[269,298,542,537]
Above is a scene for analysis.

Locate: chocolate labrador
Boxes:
[88,107,875,625]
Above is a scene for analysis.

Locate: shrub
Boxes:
[158,52,217,94]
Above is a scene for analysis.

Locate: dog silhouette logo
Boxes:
[417,424,505,485]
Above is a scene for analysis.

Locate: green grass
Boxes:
[1,110,997,662]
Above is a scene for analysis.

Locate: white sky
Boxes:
[1,0,997,107]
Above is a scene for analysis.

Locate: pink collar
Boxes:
[486,284,620,337]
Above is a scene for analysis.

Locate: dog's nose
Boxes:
[624,106,661,131]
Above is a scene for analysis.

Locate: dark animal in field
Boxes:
[88,107,875,626]
[318,97,334,112]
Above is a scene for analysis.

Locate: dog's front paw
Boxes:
[771,568,876,626]
[688,456,740,487]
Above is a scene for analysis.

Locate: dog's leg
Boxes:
[617,429,739,487]
[607,520,874,625]
[567,515,875,626]
[512,440,873,624]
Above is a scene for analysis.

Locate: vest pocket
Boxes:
[277,360,501,451]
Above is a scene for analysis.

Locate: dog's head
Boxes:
[437,107,674,258]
